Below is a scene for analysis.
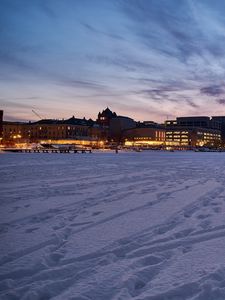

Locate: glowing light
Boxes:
[13,134,22,139]
[125,140,164,146]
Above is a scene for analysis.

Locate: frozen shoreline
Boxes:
[1,152,225,299]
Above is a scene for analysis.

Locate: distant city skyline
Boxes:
[1,0,225,122]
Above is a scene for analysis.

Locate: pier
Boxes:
[2,148,92,154]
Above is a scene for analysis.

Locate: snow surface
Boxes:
[1,151,225,299]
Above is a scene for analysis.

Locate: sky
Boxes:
[1,0,225,122]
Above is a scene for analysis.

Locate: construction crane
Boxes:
[32,110,43,120]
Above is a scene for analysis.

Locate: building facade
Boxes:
[212,116,225,145]
[165,117,221,148]
[109,116,136,143]
[124,127,166,148]
[2,110,224,149]
[2,116,103,147]
[176,116,221,130]
[165,128,221,148]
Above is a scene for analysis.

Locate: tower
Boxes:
[96,107,117,127]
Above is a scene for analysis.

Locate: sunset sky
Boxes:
[1,0,225,122]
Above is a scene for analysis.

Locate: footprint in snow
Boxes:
[92,211,102,216]
[199,219,211,230]
[137,255,163,266]
[197,214,212,220]
[25,227,39,233]
[182,245,193,253]
[213,206,222,213]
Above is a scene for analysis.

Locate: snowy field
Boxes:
[1,151,225,300]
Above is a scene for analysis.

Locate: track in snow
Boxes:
[1,151,225,300]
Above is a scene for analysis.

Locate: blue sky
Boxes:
[1,0,225,122]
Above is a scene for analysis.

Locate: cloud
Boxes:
[0,51,38,73]
[135,82,188,100]
[87,54,158,73]
[1,0,225,121]
[120,0,225,67]
[3,114,31,122]
[133,84,200,111]
[81,22,125,41]
[114,101,168,120]
[56,77,106,90]
[216,99,225,105]
[0,49,107,91]
[0,98,39,109]
[200,85,224,96]
[185,99,199,108]
[136,88,171,101]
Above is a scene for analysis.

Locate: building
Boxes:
[2,121,26,145]
[165,117,221,148]
[176,116,221,130]
[2,109,225,149]
[211,116,225,145]
[123,122,166,148]
[165,120,177,126]
[2,116,104,147]
[142,121,159,127]
[165,128,221,148]
[96,107,117,127]
[109,116,136,143]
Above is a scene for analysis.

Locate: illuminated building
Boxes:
[166,128,220,147]
[211,116,225,145]
[2,121,25,144]
[1,110,224,149]
[2,116,103,147]
[165,117,221,148]
[165,120,177,126]
[123,127,166,148]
